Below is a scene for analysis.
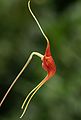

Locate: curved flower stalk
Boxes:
[0,0,56,118]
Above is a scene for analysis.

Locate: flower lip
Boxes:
[42,42,56,78]
[42,55,56,75]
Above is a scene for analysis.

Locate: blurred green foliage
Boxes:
[0,0,81,120]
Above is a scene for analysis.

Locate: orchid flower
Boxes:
[0,0,56,118]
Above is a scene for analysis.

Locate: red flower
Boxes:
[0,0,56,118]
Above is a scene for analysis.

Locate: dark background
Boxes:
[0,0,81,120]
